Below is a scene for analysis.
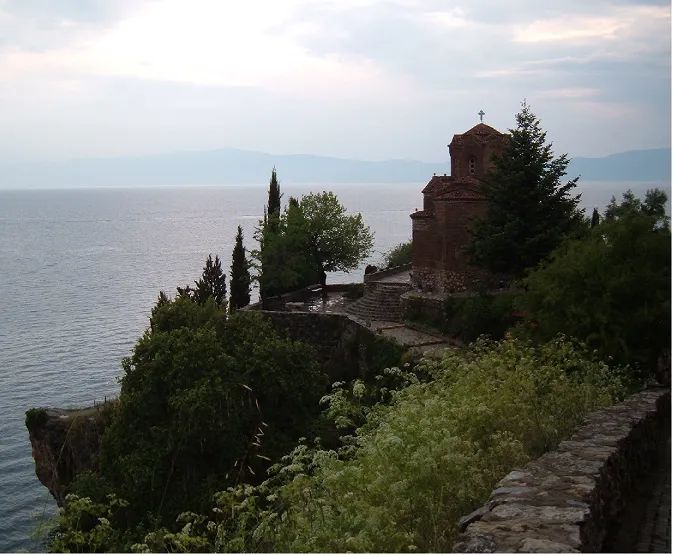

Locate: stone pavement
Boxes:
[604,436,671,553]
[369,321,455,355]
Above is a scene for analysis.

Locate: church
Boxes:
[410,120,508,292]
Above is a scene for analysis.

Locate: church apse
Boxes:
[410,120,508,293]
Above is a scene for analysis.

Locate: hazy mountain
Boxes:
[0,147,669,189]
[568,148,670,182]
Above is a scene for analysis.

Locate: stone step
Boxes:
[345,282,411,324]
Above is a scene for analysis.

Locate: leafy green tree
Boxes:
[193,254,227,307]
[605,188,669,223]
[468,102,585,278]
[518,189,670,375]
[299,191,374,291]
[255,192,371,298]
[229,226,251,311]
[383,240,412,268]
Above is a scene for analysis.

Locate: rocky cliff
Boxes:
[25,403,114,505]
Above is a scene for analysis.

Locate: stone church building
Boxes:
[411,122,508,292]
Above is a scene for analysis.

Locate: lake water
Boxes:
[0,180,667,551]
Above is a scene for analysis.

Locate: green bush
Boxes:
[383,241,412,268]
[45,296,328,550]
[25,408,48,432]
[443,292,518,341]
[140,336,628,553]
[404,291,519,341]
[519,189,670,377]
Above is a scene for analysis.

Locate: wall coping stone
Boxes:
[363,263,412,283]
[453,387,670,553]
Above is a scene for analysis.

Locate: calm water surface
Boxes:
[0,181,666,551]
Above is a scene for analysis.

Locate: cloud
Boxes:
[0,0,424,99]
[536,87,601,100]
[0,0,668,161]
[513,4,670,44]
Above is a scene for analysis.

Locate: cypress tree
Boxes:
[267,168,281,232]
[193,254,227,307]
[230,226,251,311]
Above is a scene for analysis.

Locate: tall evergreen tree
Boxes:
[193,254,227,307]
[257,168,284,299]
[590,207,600,228]
[267,168,282,232]
[468,102,585,278]
[230,226,251,311]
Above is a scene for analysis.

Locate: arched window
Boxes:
[468,157,476,175]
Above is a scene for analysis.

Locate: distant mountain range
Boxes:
[1,147,669,189]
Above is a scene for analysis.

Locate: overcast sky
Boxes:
[0,0,669,162]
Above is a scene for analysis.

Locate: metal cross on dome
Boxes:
[478,109,485,122]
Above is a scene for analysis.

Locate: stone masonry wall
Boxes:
[257,310,405,382]
[453,387,670,553]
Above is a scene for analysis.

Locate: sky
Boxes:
[0,0,670,163]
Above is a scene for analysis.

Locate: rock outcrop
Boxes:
[25,403,113,505]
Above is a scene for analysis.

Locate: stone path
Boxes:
[369,321,455,355]
[604,436,671,553]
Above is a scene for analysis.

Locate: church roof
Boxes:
[462,122,503,137]
[410,208,433,219]
[450,122,506,146]
[421,174,452,195]
[421,174,480,196]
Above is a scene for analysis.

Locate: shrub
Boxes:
[443,292,518,340]
[25,408,48,432]
[404,291,519,341]
[519,189,670,377]
[98,299,326,528]
[383,241,412,268]
[145,336,628,553]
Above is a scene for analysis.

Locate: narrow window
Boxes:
[468,158,476,175]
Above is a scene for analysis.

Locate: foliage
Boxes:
[267,168,282,233]
[25,408,48,432]
[193,254,227,307]
[138,336,627,553]
[383,241,412,268]
[90,298,325,536]
[254,181,321,299]
[254,200,319,299]
[518,188,671,376]
[255,190,373,297]
[591,207,600,228]
[299,191,374,289]
[443,292,519,341]
[49,493,133,553]
[605,188,669,223]
[174,255,228,307]
[229,226,251,311]
[256,169,292,298]
[404,292,519,341]
[468,102,585,278]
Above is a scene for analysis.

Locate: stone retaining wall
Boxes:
[453,387,670,553]
[257,311,405,382]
